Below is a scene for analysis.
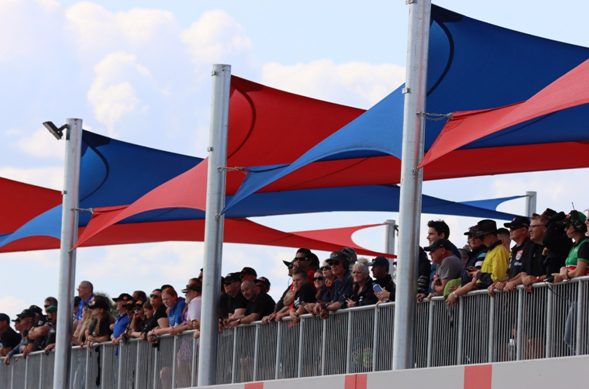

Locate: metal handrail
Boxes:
[2,277,589,388]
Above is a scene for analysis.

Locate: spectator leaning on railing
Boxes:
[111,293,133,345]
[85,296,113,347]
[447,219,509,305]
[0,313,20,357]
[553,210,589,282]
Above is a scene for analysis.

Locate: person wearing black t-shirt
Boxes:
[0,314,20,357]
[227,280,275,326]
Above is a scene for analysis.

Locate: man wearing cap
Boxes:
[425,239,463,297]
[170,281,203,336]
[315,252,353,316]
[0,313,20,357]
[369,256,396,302]
[220,272,247,326]
[447,220,509,305]
[4,309,36,364]
[461,226,487,287]
[111,293,133,345]
[493,216,543,293]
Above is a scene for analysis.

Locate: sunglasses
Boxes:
[313,277,324,281]
[149,294,161,298]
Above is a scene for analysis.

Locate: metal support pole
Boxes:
[198,64,231,386]
[53,118,83,389]
[392,0,431,370]
[385,220,397,278]
[525,191,537,217]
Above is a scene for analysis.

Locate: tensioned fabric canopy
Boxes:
[222,4,589,212]
[421,58,589,167]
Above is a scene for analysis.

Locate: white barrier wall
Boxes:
[196,354,589,389]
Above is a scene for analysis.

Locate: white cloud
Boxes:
[182,10,252,74]
[87,51,151,134]
[17,127,65,159]
[262,60,405,108]
[116,8,176,46]
[0,166,62,189]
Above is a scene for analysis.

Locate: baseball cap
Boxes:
[424,239,453,252]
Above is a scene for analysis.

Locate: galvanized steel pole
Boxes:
[198,64,231,386]
[392,0,431,370]
[52,118,82,389]
[525,191,537,217]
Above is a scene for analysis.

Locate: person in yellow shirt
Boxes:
[447,219,509,305]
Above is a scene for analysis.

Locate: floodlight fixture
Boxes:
[43,121,68,140]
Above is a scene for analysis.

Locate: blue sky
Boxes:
[1,0,588,320]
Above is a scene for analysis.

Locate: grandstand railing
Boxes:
[2,276,589,388]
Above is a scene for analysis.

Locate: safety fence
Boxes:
[1,276,589,388]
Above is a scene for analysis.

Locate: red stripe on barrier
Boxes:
[344,374,367,389]
[344,375,356,389]
[464,364,492,389]
[245,382,264,389]
[356,373,367,389]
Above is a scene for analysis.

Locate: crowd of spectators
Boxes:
[1,208,588,364]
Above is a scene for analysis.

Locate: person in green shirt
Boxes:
[554,210,589,282]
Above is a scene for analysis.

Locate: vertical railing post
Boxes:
[230,327,237,383]
[253,325,260,380]
[274,323,282,379]
[545,286,553,358]
[320,319,327,375]
[297,318,304,377]
[100,345,107,389]
[372,306,380,372]
[24,355,29,389]
[456,298,464,365]
[488,295,495,362]
[39,353,44,389]
[84,346,91,389]
[171,336,178,388]
[117,343,124,389]
[152,346,158,389]
[426,301,433,367]
[576,281,584,355]
[134,343,141,389]
[198,64,232,386]
[346,311,353,373]
[191,334,199,386]
[516,289,523,361]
